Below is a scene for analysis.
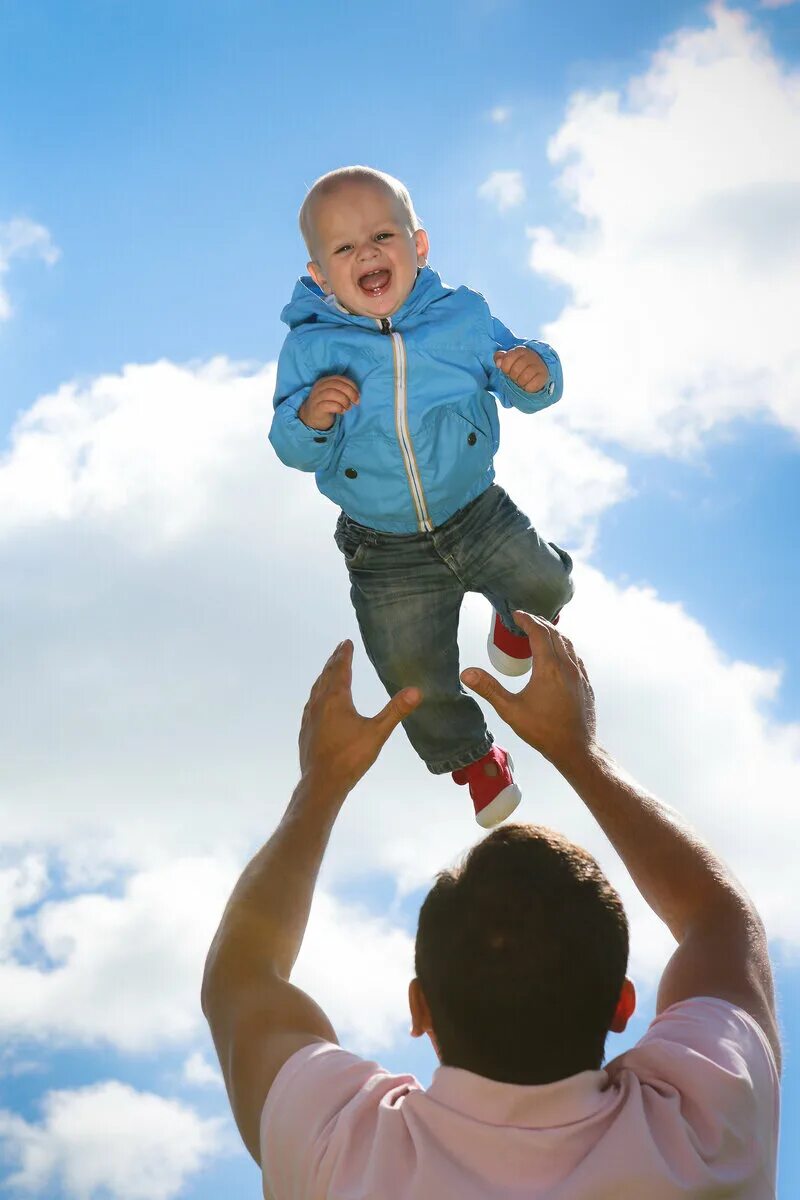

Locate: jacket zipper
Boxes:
[377,317,433,533]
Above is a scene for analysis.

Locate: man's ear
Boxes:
[609,977,636,1034]
[408,978,442,1060]
[413,228,429,267]
[307,260,331,294]
[408,977,430,1038]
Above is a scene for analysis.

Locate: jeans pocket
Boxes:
[334,513,369,569]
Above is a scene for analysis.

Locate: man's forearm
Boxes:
[558,744,754,941]
[202,773,346,997]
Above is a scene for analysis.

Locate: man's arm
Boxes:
[201,642,421,1163]
[461,614,781,1068]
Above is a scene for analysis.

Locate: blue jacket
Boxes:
[269,266,562,534]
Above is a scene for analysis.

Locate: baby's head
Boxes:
[299,166,429,318]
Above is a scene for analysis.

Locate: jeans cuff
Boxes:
[424,734,494,775]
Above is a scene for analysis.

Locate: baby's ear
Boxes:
[414,227,430,266]
[307,260,331,294]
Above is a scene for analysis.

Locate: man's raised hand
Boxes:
[298,375,360,431]
[461,613,596,770]
[299,641,422,796]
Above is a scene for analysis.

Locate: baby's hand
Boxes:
[299,375,360,431]
[493,347,549,393]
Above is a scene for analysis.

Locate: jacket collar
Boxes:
[281,265,453,331]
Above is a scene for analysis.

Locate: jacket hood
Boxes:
[280,265,454,331]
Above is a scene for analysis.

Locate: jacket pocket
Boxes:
[413,407,493,508]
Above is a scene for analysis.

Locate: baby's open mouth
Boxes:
[358,268,392,296]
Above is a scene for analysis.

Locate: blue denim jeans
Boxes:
[333,484,574,774]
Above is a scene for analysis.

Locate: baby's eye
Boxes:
[335,244,353,255]
[375,232,393,242]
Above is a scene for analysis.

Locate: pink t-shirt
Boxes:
[261,998,779,1199]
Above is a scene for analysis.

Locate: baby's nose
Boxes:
[356,241,379,260]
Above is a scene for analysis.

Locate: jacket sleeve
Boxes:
[479,304,563,415]
[268,333,340,472]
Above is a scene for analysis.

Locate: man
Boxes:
[202,613,781,1198]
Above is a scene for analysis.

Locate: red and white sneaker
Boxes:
[452,745,522,828]
[488,611,532,676]
[487,609,561,676]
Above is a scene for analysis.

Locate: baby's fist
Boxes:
[298,375,360,431]
[494,347,548,393]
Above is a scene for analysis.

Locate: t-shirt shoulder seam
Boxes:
[261,1040,340,1128]
[659,997,774,1043]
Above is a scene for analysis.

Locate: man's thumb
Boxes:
[461,668,512,713]
[374,687,423,736]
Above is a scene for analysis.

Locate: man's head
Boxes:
[411,824,635,1084]
[299,166,429,319]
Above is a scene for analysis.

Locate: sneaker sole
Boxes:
[475,782,522,828]
[487,639,532,677]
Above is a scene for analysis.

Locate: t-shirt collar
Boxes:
[427,1065,613,1128]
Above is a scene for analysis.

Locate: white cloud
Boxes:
[478,169,526,212]
[293,892,414,1052]
[182,1051,223,1088]
[0,218,60,321]
[528,3,800,452]
[494,417,629,554]
[0,859,232,1052]
[0,357,796,1062]
[0,853,413,1055]
[0,856,47,957]
[0,1082,222,1200]
[0,357,620,872]
[489,105,512,123]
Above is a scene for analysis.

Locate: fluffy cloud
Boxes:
[0,218,60,322]
[0,856,47,958]
[529,3,800,452]
[0,1082,222,1200]
[478,169,526,212]
[0,352,797,1068]
[0,858,232,1052]
[488,105,512,123]
[0,357,623,873]
[182,1051,223,1089]
[0,854,413,1055]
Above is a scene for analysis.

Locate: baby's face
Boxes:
[307,181,429,319]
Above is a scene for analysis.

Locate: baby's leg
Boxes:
[334,515,493,774]
[452,485,574,636]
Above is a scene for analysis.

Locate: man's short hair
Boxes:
[299,165,421,259]
[414,824,629,1084]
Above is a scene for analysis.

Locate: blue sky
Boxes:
[1,1,799,1196]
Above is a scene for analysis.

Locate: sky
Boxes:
[1,0,799,1195]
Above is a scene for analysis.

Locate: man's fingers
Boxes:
[312,640,350,693]
[460,667,514,715]
[511,610,559,657]
[337,639,354,687]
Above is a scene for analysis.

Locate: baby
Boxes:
[270,166,573,827]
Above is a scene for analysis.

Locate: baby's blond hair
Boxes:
[299,165,421,260]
